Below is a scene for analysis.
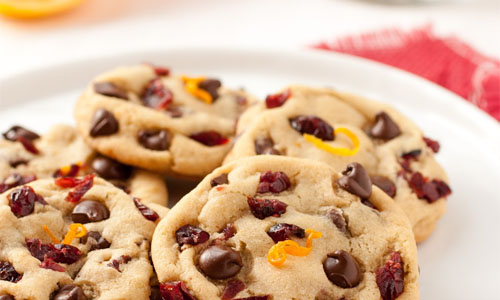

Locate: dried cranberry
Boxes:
[247,197,287,219]
[150,64,170,76]
[289,115,334,141]
[407,172,451,203]
[175,225,210,247]
[160,281,197,300]
[401,149,421,161]
[40,257,65,272]
[17,136,39,154]
[55,174,95,203]
[265,89,290,108]
[221,223,236,240]
[423,137,440,153]
[257,171,291,194]
[267,223,305,243]
[133,197,159,222]
[376,251,404,300]
[189,131,229,146]
[26,238,82,264]
[234,297,269,300]
[107,255,131,272]
[0,173,36,193]
[221,279,245,300]
[0,261,22,283]
[53,164,81,178]
[142,78,173,109]
[8,186,45,217]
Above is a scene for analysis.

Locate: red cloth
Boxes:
[314,26,500,121]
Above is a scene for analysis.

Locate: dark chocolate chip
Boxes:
[327,209,347,234]
[370,175,396,198]
[210,173,229,187]
[91,155,132,180]
[71,200,110,224]
[52,284,87,300]
[89,109,119,137]
[2,125,39,141]
[0,295,14,300]
[198,79,222,101]
[94,82,128,100]
[85,231,111,251]
[198,245,242,279]
[323,250,362,288]
[361,199,377,210]
[338,163,372,199]
[254,138,281,155]
[370,112,401,140]
[9,159,28,168]
[138,129,170,151]
[149,286,162,300]
[289,115,334,141]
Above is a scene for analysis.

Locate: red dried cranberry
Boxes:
[107,255,131,272]
[142,78,173,109]
[26,238,82,264]
[247,197,287,219]
[423,137,440,153]
[52,164,81,178]
[160,281,197,300]
[0,173,36,193]
[401,149,421,161]
[221,279,245,300]
[0,261,22,283]
[234,297,269,300]
[133,197,159,222]
[265,89,290,108]
[289,115,334,141]
[267,223,305,243]
[175,225,210,247]
[149,64,170,76]
[55,174,95,203]
[221,223,236,240]
[257,171,291,194]
[189,131,229,146]
[376,251,404,300]
[8,186,45,217]
[407,172,451,203]
[17,136,39,154]
[40,257,65,272]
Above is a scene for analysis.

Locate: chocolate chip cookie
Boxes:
[225,85,451,242]
[0,124,168,206]
[151,156,419,300]
[74,64,257,178]
[0,176,167,300]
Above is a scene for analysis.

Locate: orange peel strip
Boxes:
[42,225,61,244]
[303,127,360,156]
[62,223,87,245]
[267,228,322,267]
[181,76,212,104]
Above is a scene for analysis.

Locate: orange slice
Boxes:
[0,0,85,19]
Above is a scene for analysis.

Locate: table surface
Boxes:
[0,0,499,81]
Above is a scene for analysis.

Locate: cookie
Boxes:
[0,124,168,206]
[0,176,167,300]
[225,85,451,242]
[74,64,257,178]
[152,156,419,300]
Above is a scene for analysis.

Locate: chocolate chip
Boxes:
[9,158,28,168]
[52,284,87,300]
[198,79,221,101]
[91,155,132,180]
[71,200,109,224]
[338,163,372,199]
[254,138,281,155]
[89,109,119,137]
[210,173,229,187]
[94,82,128,100]
[149,286,162,300]
[165,106,183,118]
[323,250,362,288]
[370,112,401,140]
[138,129,170,151]
[198,245,242,279]
[0,295,14,300]
[371,175,396,198]
[327,209,347,234]
[85,231,111,251]
[2,125,39,141]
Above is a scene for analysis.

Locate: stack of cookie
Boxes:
[0,64,451,300]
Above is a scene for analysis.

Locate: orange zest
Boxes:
[43,223,87,245]
[267,228,322,267]
[304,127,360,156]
[181,76,212,104]
[0,0,85,19]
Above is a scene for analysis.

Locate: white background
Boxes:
[0,0,499,81]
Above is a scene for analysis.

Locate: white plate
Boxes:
[1,48,499,298]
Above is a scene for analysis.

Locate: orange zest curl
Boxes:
[304,127,360,156]
[181,76,212,104]
[42,223,87,245]
[267,228,322,267]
